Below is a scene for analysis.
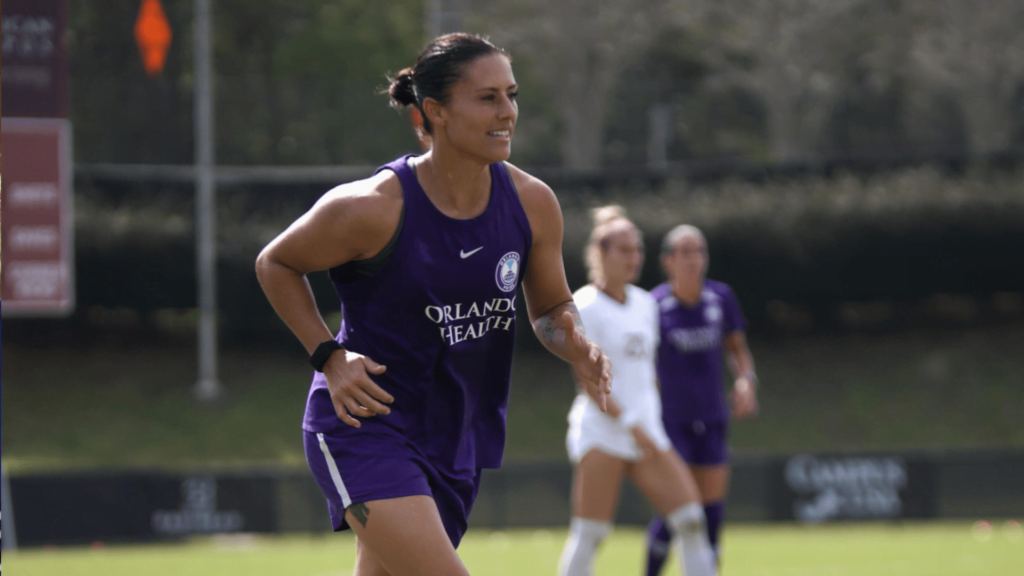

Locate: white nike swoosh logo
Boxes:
[460,246,484,259]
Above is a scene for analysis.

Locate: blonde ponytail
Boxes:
[585,205,631,283]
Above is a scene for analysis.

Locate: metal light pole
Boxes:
[193,0,221,401]
[425,0,442,42]
[424,0,464,42]
[647,103,673,172]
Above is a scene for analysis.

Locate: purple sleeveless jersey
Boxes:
[652,280,746,425]
[302,155,532,479]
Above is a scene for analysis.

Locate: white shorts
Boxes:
[565,393,673,464]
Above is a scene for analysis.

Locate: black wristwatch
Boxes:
[310,340,345,372]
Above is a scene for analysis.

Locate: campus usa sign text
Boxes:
[779,453,937,523]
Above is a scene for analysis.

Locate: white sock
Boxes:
[559,517,612,576]
[666,503,717,576]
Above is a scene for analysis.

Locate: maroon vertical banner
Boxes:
[1,118,75,316]
[1,0,70,118]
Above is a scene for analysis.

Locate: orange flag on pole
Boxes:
[134,0,172,76]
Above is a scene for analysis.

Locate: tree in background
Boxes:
[229,0,423,164]
[693,0,878,162]
[65,0,1024,167]
[601,26,718,164]
[909,0,1024,156]
[474,0,673,170]
[816,0,924,154]
[68,0,423,165]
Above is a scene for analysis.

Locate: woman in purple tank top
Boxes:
[644,225,760,574]
[256,34,612,576]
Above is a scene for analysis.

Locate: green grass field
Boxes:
[4,324,1024,473]
[4,523,1021,576]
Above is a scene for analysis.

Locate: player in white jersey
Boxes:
[566,283,667,463]
[559,206,717,576]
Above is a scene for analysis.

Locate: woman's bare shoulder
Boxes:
[308,169,404,261]
[320,170,402,215]
[504,162,554,201]
[503,161,559,224]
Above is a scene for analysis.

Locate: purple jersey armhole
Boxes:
[718,281,747,333]
[497,161,534,273]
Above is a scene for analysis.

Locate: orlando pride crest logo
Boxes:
[495,252,521,292]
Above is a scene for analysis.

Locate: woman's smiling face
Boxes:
[427,52,518,163]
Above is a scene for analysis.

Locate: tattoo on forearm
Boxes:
[571,309,583,330]
[348,502,370,528]
[534,302,584,356]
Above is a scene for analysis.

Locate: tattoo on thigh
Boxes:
[348,502,370,527]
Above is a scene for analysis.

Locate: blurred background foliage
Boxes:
[4,0,1024,469]
[67,0,1024,167]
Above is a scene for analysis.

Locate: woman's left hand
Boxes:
[730,377,759,419]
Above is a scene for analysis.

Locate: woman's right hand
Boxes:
[322,350,394,427]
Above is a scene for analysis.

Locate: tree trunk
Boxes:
[554,44,619,170]
[960,82,1016,155]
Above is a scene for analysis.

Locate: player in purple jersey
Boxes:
[256,34,611,576]
[644,225,759,575]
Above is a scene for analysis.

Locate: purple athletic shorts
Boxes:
[663,419,729,466]
[303,429,483,548]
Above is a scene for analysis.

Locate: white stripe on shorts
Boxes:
[316,432,352,508]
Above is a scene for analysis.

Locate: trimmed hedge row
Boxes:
[5,166,1023,346]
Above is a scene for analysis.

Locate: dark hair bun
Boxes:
[389,67,417,109]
